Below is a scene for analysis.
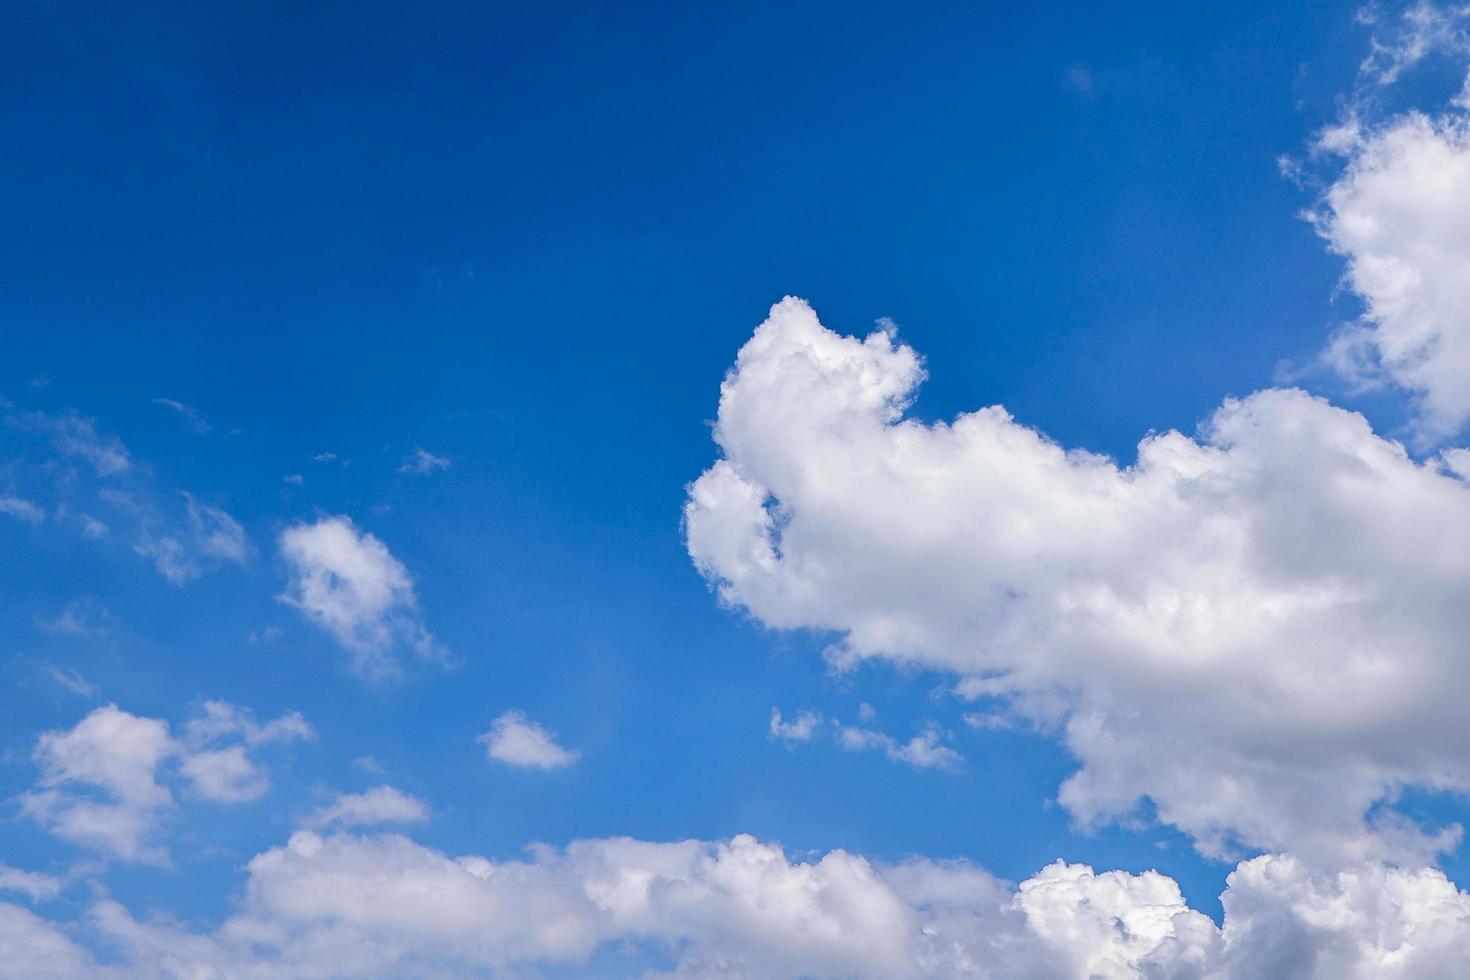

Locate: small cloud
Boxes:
[0,495,45,523]
[29,375,51,389]
[312,452,339,464]
[352,755,385,775]
[479,710,579,770]
[304,785,429,830]
[282,474,304,486]
[769,707,821,743]
[277,515,446,679]
[247,626,282,646]
[152,399,210,435]
[857,702,878,722]
[398,448,450,476]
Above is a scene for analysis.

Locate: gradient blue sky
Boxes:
[7,2,1470,976]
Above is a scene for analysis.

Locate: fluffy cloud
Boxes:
[9,826,1470,978]
[685,297,1470,862]
[21,705,175,862]
[21,703,311,860]
[278,515,444,679]
[479,710,580,770]
[769,707,822,742]
[1313,112,1470,441]
[304,785,429,830]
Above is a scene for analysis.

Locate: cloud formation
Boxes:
[278,515,444,679]
[20,703,311,861]
[686,297,1470,862]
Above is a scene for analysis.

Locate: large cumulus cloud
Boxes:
[685,297,1470,862]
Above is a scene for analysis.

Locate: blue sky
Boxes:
[8,2,1470,977]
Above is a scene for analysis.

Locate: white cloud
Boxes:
[479,710,580,770]
[398,447,451,475]
[769,707,822,742]
[837,723,964,772]
[180,701,313,803]
[21,702,311,860]
[304,786,429,830]
[180,747,270,803]
[1313,112,1470,441]
[0,495,44,523]
[0,867,62,904]
[685,297,1470,862]
[10,825,1470,978]
[182,700,314,748]
[21,704,175,862]
[0,903,106,979]
[278,515,444,678]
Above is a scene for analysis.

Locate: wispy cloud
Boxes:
[152,398,210,435]
[398,448,450,475]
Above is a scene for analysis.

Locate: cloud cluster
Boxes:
[6,826,1470,978]
[686,297,1470,862]
[20,703,311,862]
[278,515,445,679]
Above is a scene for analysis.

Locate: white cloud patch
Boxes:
[479,710,580,770]
[304,786,429,830]
[278,515,444,679]
[685,297,1470,863]
[769,707,822,742]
